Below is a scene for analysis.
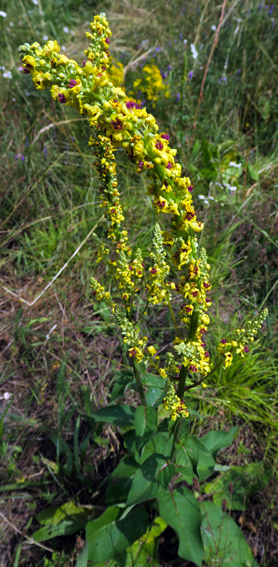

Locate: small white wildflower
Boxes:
[208,196,215,200]
[3,71,12,79]
[198,194,205,200]
[0,66,5,70]
[183,39,188,44]
[229,161,242,168]
[63,26,69,33]
[32,0,38,4]
[9,22,14,26]
[3,392,11,400]
[0,11,7,17]
[61,46,66,51]
[190,44,198,60]
[211,25,216,31]
[230,187,237,192]
[43,35,48,40]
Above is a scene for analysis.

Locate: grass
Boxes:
[1,0,278,565]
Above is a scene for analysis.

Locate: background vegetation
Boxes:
[0,0,278,565]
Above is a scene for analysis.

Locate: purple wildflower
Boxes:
[188,70,193,80]
[126,101,136,110]
[58,93,67,104]
[105,38,111,44]
[161,133,170,140]
[69,79,78,88]
[166,162,173,169]
[111,119,123,130]
[188,185,194,192]
[156,141,163,151]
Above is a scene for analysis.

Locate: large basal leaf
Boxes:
[86,506,150,563]
[123,430,173,465]
[174,442,195,485]
[201,502,259,566]
[36,501,90,526]
[205,461,271,510]
[158,487,203,567]
[180,437,216,482]
[93,517,167,567]
[135,406,157,453]
[127,454,174,505]
[83,405,136,427]
[198,426,238,460]
[32,502,91,541]
[106,454,138,505]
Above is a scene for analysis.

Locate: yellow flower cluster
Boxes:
[163,380,189,421]
[108,57,124,88]
[132,63,169,107]
[217,309,268,369]
[91,278,111,302]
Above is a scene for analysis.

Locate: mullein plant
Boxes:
[19,14,270,566]
[19,12,267,423]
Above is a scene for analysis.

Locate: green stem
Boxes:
[170,365,188,462]
[177,364,187,398]
[132,360,147,407]
[170,417,183,462]
[168,300,182,339]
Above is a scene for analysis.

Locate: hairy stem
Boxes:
[132,360,147,407]
[168,300,181,339]
[170,417,183,462]
[177,364,187,398]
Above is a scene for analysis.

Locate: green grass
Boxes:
[1,0,278,565]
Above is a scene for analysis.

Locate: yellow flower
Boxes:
[159,368,168,379]
[147,346,157,356]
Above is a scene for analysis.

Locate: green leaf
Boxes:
[92,517,167,567]
[36,501,87,526]
[110,372,134,403]
[33,501,91,542]
[145,387,164,407]
[117,516,167,567]
[247,163,259,181]
[106,455,138,505]
[205,461,271,511]
[158,487,203,566]
[198,426,237,460]
[138,432,173,464]
[123,430,173,465]
[140,373,165,389]
[86,506,150,563]
[174,442,194,484]
[135,406,157,452]
[84,405,136,427]
[201,502,259,566]
[127,455,174,505]
[180,437,216,482]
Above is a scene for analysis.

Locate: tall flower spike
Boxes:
[19,14,269,419]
